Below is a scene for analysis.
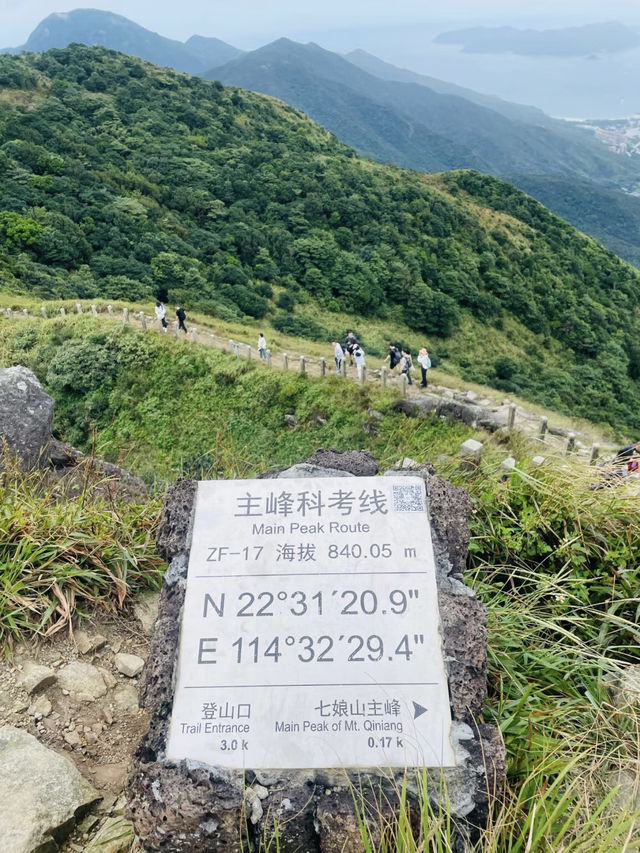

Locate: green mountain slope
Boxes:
[207,39,640,266]
[207,39,637,185]
[1,45,640,431]
[6,13,640,265]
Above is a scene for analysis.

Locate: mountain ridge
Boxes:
[1,45,639,431]
[0,8,242,73]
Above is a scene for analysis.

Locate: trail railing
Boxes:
[2,302,615,464]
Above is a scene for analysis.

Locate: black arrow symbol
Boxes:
[412,701,427,719]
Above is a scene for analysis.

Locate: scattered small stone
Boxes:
[16,661,57,695]
[133,591,160,637]
[101,706,114,725]
[367,409,383,421]
[244,788,263,824]
[617,664,640,707]
[112,683,140,716]
[284,413,298,427]
[252,784,269,800]
[75,630,108,656]
[57,662,108,700]
[499,456,516,472]
[531,456,545,466]
[64,729,82,748]
[28,695,52,719]
[109,639,123,654]
[114,653,145,678]
[459,438,483,459]
[98,667,118,689]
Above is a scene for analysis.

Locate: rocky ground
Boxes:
[0,593,159,853]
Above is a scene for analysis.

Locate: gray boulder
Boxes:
[0,366,146,500]
[57,662,107,701]
[0,725,99,853]
[0,366,54,467]
[394,394,507,432]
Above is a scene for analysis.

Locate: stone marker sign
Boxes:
[127,453,506,852]
[167,476,455,769]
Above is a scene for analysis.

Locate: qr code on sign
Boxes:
[392,484,424,512]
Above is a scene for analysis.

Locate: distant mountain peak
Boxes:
[1,7,241,72]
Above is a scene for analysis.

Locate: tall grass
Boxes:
[0,456,163,640]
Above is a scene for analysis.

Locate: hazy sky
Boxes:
[4,0,640,48]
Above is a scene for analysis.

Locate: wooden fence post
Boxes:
[401,374,407,398]
[341,358,347,378]
[539,416,548,440]
[107,305,113,316]
[139,311,147,330]
[360,366,366,385]
[266,349,272,367]
[589,443,600,465]
[192,327,198,343]
[41,306,47,317]
[381,366,387,388]
[123,308,129,323]
[320,357,326,377]
[508,403,517,430]
[566,433,576,455]
[283,353,289,370]
[76,303,82,314]
[60,307,66,316]
[91,305,98,316]
[299,355,306,374]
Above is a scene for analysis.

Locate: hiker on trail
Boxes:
[398,349,413,385]
[592,440,640,489]
[353,344,366,380]
[175,306,187,334]
[345,330,358,365]
[385,343,401,373]
[155,300,167,331]
[333,341,344,374]
[614,441,640,472]
[258,333,267,360]
[417,348,431,387]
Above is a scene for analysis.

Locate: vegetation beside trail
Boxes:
[0,315,638,848]
[1,46,640,430]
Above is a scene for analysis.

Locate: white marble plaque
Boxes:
[166,476,456,769]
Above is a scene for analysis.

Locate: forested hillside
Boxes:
[1,46,640,430]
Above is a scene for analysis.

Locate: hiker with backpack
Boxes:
[385,343,401,373]
[175,305,187,334]
[398,349,413,385]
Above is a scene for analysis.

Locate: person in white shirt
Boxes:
[333,341,344,373]
[417,348,431,387]
[154,300,167,331]
[353,344,365,380]
[258,333,267,360]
